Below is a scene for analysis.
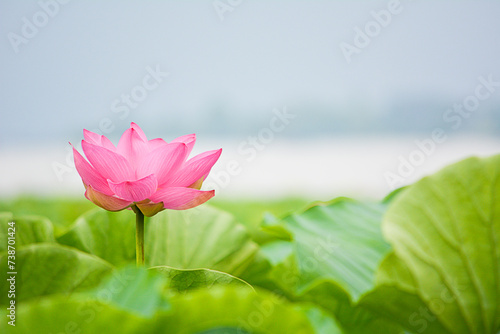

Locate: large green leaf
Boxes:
[301,305,344,334]
[255,198,403,333]
[57,208,136,266]
[1,287,315,334]
[240,240,299,299]
[146,205,259,276]
[90,265,170,318]
[152,266,253,294]
[0,213,55,252]
[210,198,309,244]
[0,197,95,237]
[263,198,391,299]
[154,286,315,334]
[362,155,500,334]
[1,295,150,334]
[0,243,113,305]
[57,205,259,275]
[90,265,252,318]
[0,264,309,334]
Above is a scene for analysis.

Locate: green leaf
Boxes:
[1,287,315,334]
[90,265,252,318]
[0,196,96,237]
[297,280,405,334]
[253,198,403,333]
[0,213,55,252]
[0,243,113,305]
[240,240,300,299]
[153,286,316,334]
[57,208,136,267]
[1,295,150,334]
[261,212,293,241]
[279,198,392,299]
[194,328,251,334]
[57,205,259,276]
[301,305,344,334]
[146,205,259,276]
[211,198,309,244]
[90,265,170,317]
[151,266,253,294]
[363,155,500,334]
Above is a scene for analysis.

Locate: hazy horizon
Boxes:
[1,0,499,198]
[2,1,500,147]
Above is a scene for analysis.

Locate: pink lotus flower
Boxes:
[72,123,221,217]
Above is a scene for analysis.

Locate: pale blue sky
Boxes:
[1,0,499,147]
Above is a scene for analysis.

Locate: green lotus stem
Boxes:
[132,205,145,266]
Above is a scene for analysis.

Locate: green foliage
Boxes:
[1,270,315,334]
[57,209,136,266]
[250,198,403,333]
[90,265,170,317]
[360,155,500,334]
[0,243,113,305]
[278,198,391,299]
[156,286,316,334]
[56,205,260,275]
[211,198,309,244]
[0,213,55,252]
[1,155,499,333]
[0,196,94,236]
[152,266,253,294]
[2,295,151,334]
[146,205,259,276]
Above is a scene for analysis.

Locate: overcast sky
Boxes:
[1,0,499,147]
